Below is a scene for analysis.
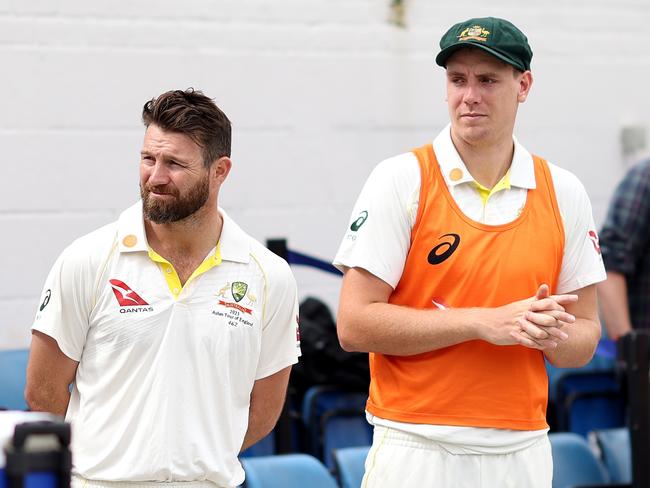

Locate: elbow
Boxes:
[24,381,66,415]
[24,382,47,412]
[338,334,356,353]
[337,317,365,353]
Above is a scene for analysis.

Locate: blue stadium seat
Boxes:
[241,454,338,488]
[301,386,371,469]
[0,349,29,410]
[549,432,609,488]
[553,369,625,436]
[589,427,632,484]
[333,446,370,488]
[240,431,276,458]
[546,352,615,404]
[321,412,372,470]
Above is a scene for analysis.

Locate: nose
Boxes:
[462,81,481,107]
[144,160,170,187]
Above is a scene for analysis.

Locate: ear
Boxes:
[517,71,533,103]
[211,157,232,183]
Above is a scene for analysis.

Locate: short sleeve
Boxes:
[550,164,607,293]
[333,153,420,289]
[255,258,300,380]
[599,160,650,275]
[32,244,94,362]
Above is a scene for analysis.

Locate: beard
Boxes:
[141,176,210,224]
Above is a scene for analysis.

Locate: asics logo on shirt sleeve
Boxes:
[350,211,369,231]
[39,289,52,311]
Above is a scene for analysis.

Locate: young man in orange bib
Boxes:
[334,17,605,488]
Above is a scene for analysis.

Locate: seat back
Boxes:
[0,349,29,410]
[301,386,369,468]
[241,454,338,488]
[333,446,370,488]
[321,413,372,469]
[590,428,632,484]
[240,431,275,458]
[549,432,609,488]
[555,371,625,436]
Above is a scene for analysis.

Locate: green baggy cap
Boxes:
[435,17,533,71]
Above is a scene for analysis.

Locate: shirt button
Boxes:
[173,288,180,295]
[450,168,463,181]
[166,267,173,274]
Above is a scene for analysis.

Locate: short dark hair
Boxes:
[142,88,231,166]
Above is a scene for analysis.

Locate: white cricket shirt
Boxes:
[33,202,301,487]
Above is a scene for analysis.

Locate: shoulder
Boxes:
[369,151,420,184]
[628,158,650,177]
[248,239,293,280]
[57,221,119,270]
[355,151,421,209]
[546,161,591,208]
[617,158,650,191]
[546,161,587,193]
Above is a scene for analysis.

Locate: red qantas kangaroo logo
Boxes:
[109,279,149,306]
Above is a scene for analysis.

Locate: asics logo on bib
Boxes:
[427,233,461,265]
[110,279,149,306]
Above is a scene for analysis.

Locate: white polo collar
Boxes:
[217,208,251,264]
[117,201,251,263]
[431,124,536,190]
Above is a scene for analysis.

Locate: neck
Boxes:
[451,129,515,189]
[145,202,223,260]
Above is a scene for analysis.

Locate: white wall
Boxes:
[1,0,649,349]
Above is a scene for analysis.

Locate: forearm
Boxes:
[239,366,291,452]
[240,407,276,452]
[337,269,575,356]
[544,317,600,367]
[597,271,632,340]
[544,286,602,368]
[338,301,486,356]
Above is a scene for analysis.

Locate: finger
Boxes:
[542,323,570,341]
[528,316,573,342]
[526,310,575,328]
[549,294,579,305]
[510,330,558,350]
[535,284,550,300]
[517,329,561,349]
[519,319,551,341]
[529,297,566,313]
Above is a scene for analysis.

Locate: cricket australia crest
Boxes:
[231,281,248,303]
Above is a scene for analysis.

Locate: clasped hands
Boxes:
[508,284,577,351]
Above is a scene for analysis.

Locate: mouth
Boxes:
[146,188,177,198]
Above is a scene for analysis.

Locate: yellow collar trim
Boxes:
[473,170,511,207]
[147,243,222,299]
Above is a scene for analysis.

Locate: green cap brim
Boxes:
[435,43,527,72]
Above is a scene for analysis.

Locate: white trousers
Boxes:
[362,426,553,488]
